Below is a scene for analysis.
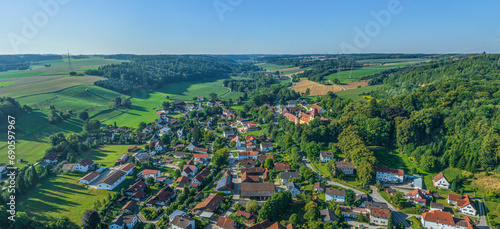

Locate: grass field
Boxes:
[327,60,425,83]
[17,173,111,225]
[0,80,19,87]
[255,63,293,71]
[335,85,383,101]
[0,57,124,80]
[81,145,133,167]
[0,75,245,165]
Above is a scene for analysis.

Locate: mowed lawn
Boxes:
[17,173,111,225]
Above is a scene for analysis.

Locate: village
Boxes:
[33,96,481,229]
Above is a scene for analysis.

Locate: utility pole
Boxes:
[67,50,72,71]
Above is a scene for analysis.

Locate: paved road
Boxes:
[225,157,241,217]
[477,200,491,229]
[300,156,411,228]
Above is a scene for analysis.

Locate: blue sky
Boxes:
[1,0,499,54]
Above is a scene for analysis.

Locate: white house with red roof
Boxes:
[433,172,450,189]
[193,153,208,164]
[141,169,161,179]
[309,104,326,114]
[79,171,101,184]
[448,194,477,215]
[155,141,165,151]
[421,210,473,229]
[74,158,95,173]
[119,163,136,175]
[375,166,404,183]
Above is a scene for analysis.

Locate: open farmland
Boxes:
[0,57,125,80]
[327,60,426,83]
[292,79,344,95]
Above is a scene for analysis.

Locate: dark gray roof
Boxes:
[286,181,300,191]
[280,171,300,180]
[325,188,345,197]
[320,208,337,222]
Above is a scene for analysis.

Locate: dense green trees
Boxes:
[81,209,100,229]
[257,191,292,222]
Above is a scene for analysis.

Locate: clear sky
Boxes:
[1,0,499,54]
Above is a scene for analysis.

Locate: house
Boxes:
[222,109,231,116]
[135,153,153,163]
[238,151,259,160]
[421,210,473,229]
[246,219,272,229]
[154,141,165,151]
[216,216,237,229]
[173,151,188,158]
[239,159,256,168]
[43,152,59,164]
[130,190,146,201]
[314,182,326,193]
[414,177,424,190]
[171,215,195,229]
[241,171,260,183]
[236,210,256,222]
[193,193,225,212]
[376,166,404,183]
[406,188,426,201]
[263,168,270,181]
[193,153,208,164]
[115,154,130,166]
[197,96,205,102]
[141,169,161,179]
[109,213,138,229]
[286,181,301,197]
[192,168,211,188]
[193,148,208,153]
[74,158,95,172]
[176,176,190,187]
[187,141,200,151]
[320,151,334,162]
[430,203,445,211]
[335,160,356,175]
[280,171,300,184]
[369,207,391,226]
[319,208,338,223]
[182,165,198,177]
[414,198,427,206]
[287,100,298,107]
[118,163,136,175]
[365,201,389,212]
[126,180,146,195]
[241,167,264,175]
[433,172,450,189]
[222,131,235,137]
[79,171,101,184]
[214,171,232,194]
[240,182,275,200]
[169,210,186,222]
[186,103,196,111]
[274,162,291,171]
[309,104,326,114]
[146,186,176,206]
[121,200,137,212]
[355,194,371,207]
[96,170,127,190]
[325,188,346,202]
[260,142,273,152]
[448,194,477,215]
[267,222,286,229]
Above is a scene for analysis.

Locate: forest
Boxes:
[0,54,62,71]
[86,55,253,93]
[0,97,30,127]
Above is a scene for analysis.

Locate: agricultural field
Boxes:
[255,63,293,71]
[0,73,243,166]
[327,60,426,83]
[292,79,344,96]
[0,57,125,80]
[335,85,383,101]
[0,80,19,87]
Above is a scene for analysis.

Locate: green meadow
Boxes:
[335,85,383,101]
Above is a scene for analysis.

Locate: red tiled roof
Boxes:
[274,162,290,170]
[216,216,236,229]
[141,169,160,175]
[422,210,455,226]
[433,172,446,182]
[80,171,100,182]
[376,165,404,176]
[370,207,390,219]
[176,176,189,184]
[118,163,135,172]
